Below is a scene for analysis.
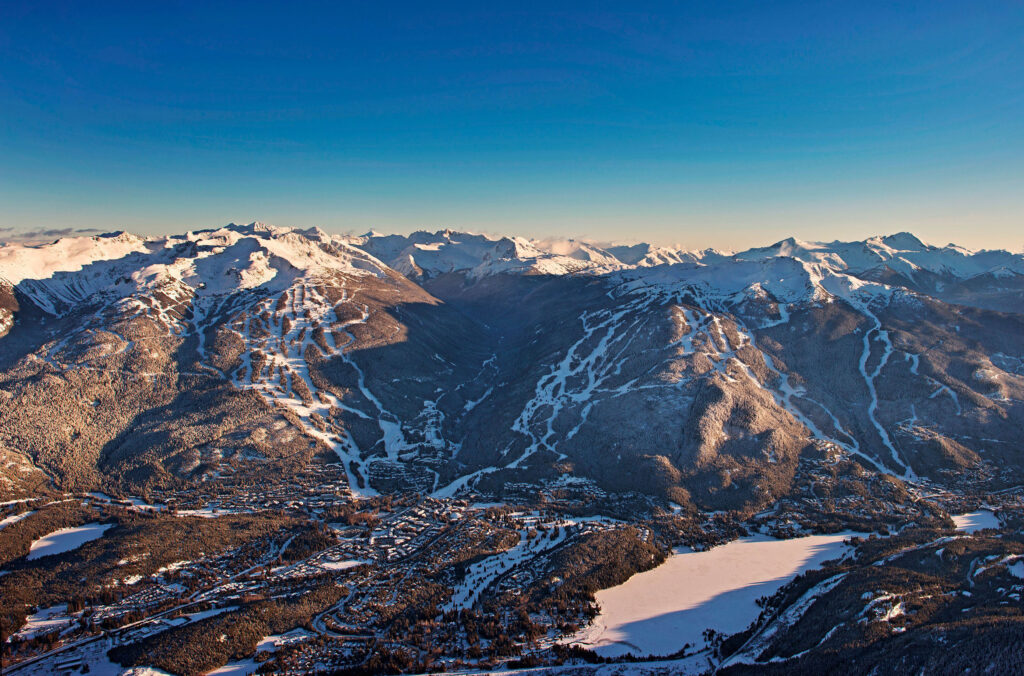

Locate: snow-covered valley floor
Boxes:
[569,532,862,659]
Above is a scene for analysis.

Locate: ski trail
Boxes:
[227,284,378,495]
[635,279,889,474]
[927,379,962,414]
[442,524,571,610]
[221,281,422,496]
[722,313,889,473]
[509,295,653,468]
[857,309,915,479]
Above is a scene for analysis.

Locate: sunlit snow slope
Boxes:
[1,223,1023,505]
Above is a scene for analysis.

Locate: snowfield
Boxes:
[317,559,368,571]
[11,604,76,641]
[27,523,113,560]
[206,629,313,676]
[570,532,861,658]
[953,509,1001,533]
[0,509,34,530]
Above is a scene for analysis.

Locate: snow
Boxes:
[507,293,658,469]
[857,592,905,624]
[953,509,1000,533]
[723,572,849,667]
[354,229,628,279]
[318,559,368,571]
[0,232,148,286]
[462,386,494,412]
[174,507,239,518]
[928,380,962,414]
[617,256,823,308]
[671,301,890,475]
[10,634,176,675]
[185,605,238,622]
[88,493,166,512]
[468,502,506,510]
[606,242,703,267]
[155,560,191,574]
[206,629,312,675]
[348,229,1024,282]
[0,223,390,317]
[27,523,112,560]
[569,532,860,658]
[856,314,913,478]
[730,232,1024,280]
[4,227,1022,312]
[0,509,34,530]
[225,280,404,495]
[444,525,572,610]
[12,604,76,640]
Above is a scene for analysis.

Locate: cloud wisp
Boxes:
[0,227,104,244]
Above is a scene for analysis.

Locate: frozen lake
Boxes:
[27,523,113,560]
[952,509,1000,533]
[571,532,860,658]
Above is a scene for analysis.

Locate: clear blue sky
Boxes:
[2,1,1023,250]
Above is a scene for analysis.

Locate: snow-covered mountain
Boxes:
[3,223,1021,299]
[344,229,628,279]
[0,223,391,317]
[1,223,1023,507]
[734,232,1024,283]
[343,227,1024,295]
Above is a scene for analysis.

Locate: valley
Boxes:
[2,223,1024,674]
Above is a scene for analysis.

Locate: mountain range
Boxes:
[2,223,1023,509]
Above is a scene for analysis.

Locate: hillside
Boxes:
[2,223,1024,675]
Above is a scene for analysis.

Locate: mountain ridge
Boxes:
[1,222,1022,508]
[4,221,1023,290]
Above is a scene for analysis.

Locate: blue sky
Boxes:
[1,1,1022,250]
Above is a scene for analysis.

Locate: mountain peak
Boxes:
[874,232,928,251]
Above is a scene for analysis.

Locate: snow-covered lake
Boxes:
[27,523,113,560]
[571,532,860,658]
[952,509,1000,533]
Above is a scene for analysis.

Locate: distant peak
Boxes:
[95,230,139,242]
[877,232,926,250]
[220,221,286,236]
[773,236,815,254]
[300,226,329,240]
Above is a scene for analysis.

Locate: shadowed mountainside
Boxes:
[0,223,1022,511]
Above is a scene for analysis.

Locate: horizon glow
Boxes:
[2,2,1023,251]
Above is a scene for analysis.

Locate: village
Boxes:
[6,452,1023,675]
[1,473,652,675]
